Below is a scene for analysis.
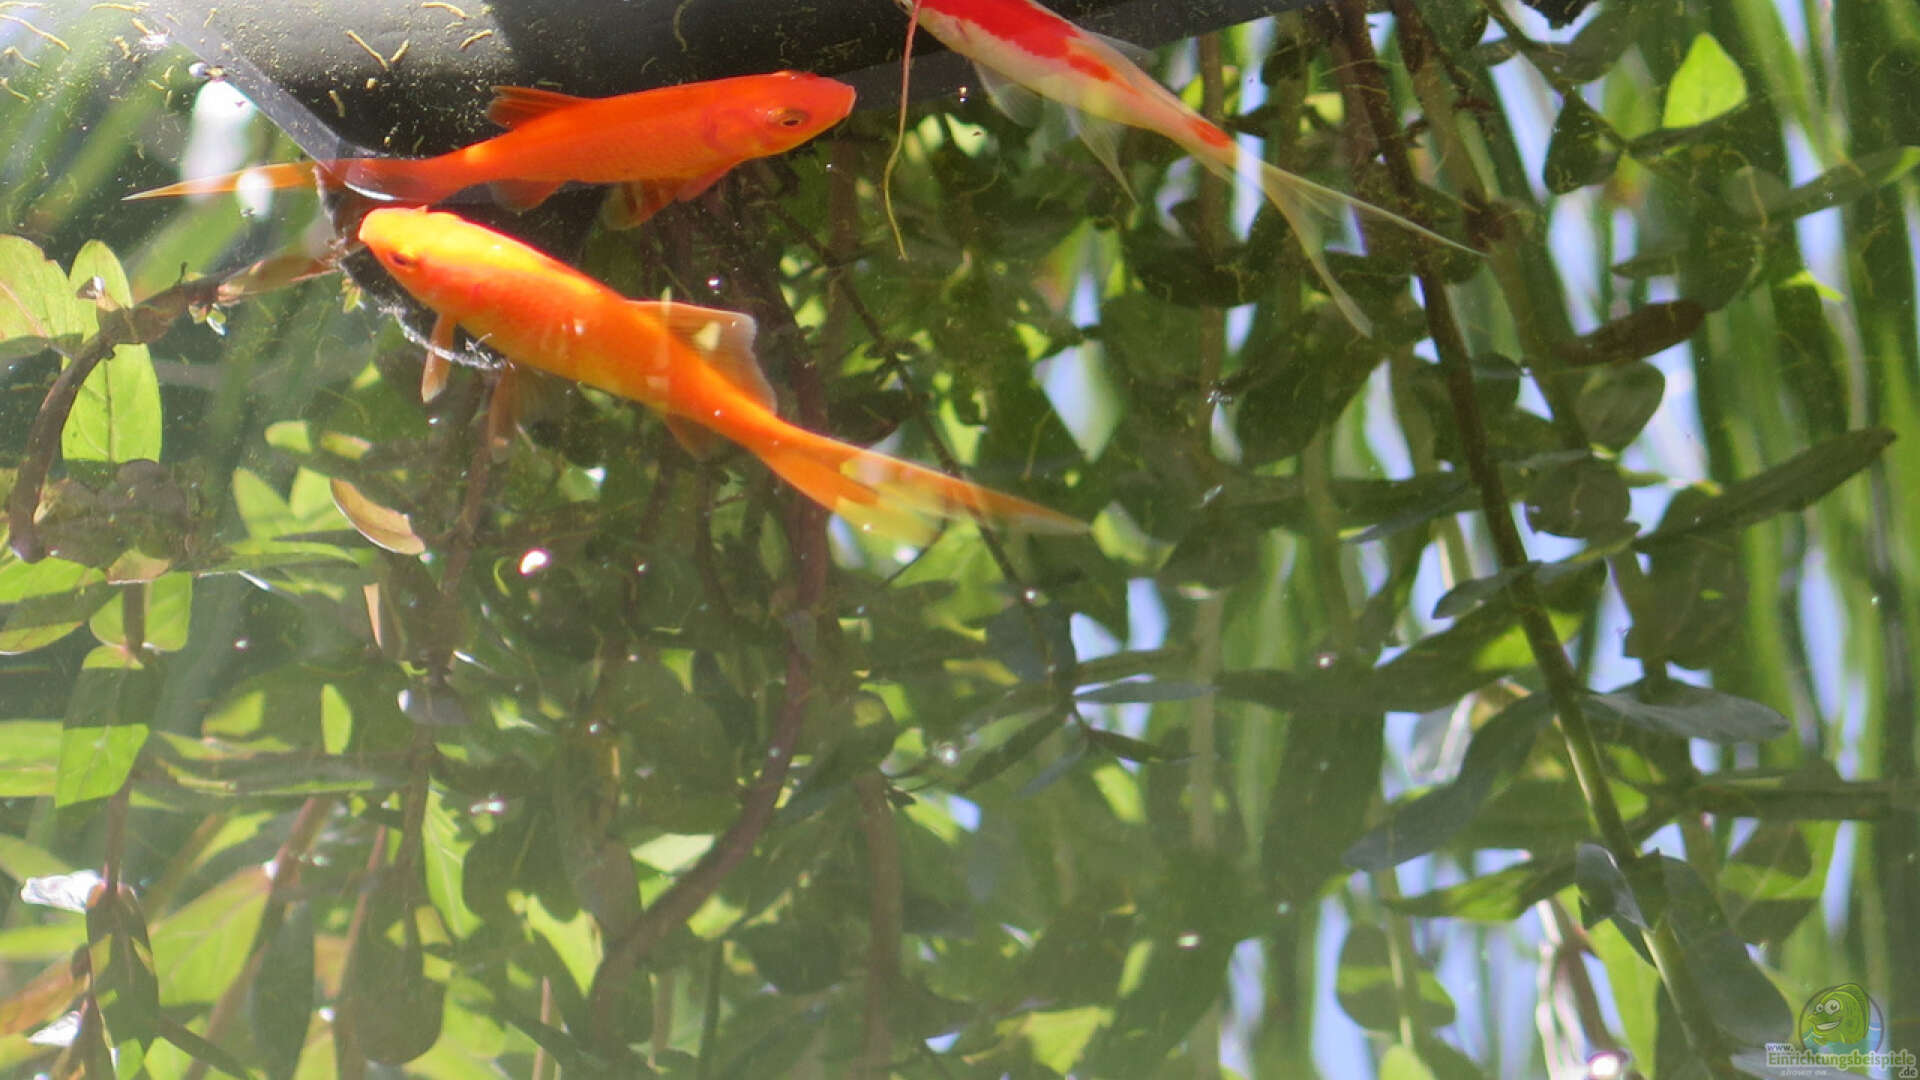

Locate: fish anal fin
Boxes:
[601,181,676,230]
[665,415,725,460]
[487,364,523,455]
[487,84,592,129]
[630,299,773,412]
[598,166,733,229]
[489,178,565,210]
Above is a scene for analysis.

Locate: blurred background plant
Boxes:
[0,0,1910,1076]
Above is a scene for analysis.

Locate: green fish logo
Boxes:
[1798,983,1876,1054]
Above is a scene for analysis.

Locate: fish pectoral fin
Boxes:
[487,84,592,128]
[664,415,726,460]
[628,299,775,412]
[1067,109,1132,197]
[974,63,1046,128]
[420,313,457,403]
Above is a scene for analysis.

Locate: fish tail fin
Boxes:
[1244,156,1374,336]
[1247,154,1486,335]
[331,157,466,204]
[747,424,1087,544]
[124,161,321,200]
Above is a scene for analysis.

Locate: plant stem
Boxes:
[1315,0,1733,1071]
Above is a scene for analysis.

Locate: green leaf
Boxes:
[0,581,114,654]
[55,723,149,806]
[1333,924,1456,1031]
[0,234,91,353]
[248,900,314,1080]
[1557,300,1704,367]
[1662,33,1750,128]
[1075,680,1211,705]
[62,242,162,467]
[1586,680,1788,742]
[1266,708,1384,901]
[1638,428,1896,549]
[1344,695,1554,871]
[1544,97,1619,194]
[1720,820,1832,943]
[1745,146,1920,221]
[0,720,63,797]
[1379,1043,1440,1080]
[1388,863,1555,922]
[1576,362,1666,450]
[1629,856,1792,1047]
[1524,458,1631,539]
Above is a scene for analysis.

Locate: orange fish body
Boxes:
[357,207,1085,540]
[894,0,1476,332]
[135,72,856,227]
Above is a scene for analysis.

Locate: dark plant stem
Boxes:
[184,797,334,1080]
[588,193,835,1052]
[854,771,903,1078]
[1316,1,1731,1072]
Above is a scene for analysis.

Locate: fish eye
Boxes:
[772,108,809,128]
[387,250,417,269]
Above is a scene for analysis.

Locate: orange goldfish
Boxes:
[892,0,1476,333]
[131,71,856,228]
[357,207,1086,541]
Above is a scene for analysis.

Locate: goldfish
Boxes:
[357,207,1086,541]
[891,0,1476,333]
[130,71,856,229]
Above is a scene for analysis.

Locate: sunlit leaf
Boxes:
[62,241,161,467]
[329,476,426,555]
[1663,33,1750,129]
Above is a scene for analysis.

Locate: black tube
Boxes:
[150,0,1315,159]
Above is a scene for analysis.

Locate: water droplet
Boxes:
[1276,900,1292,915]
[706,275,724,291]
[1313,651,1337,669]
[232,637,249,652]
[1021,588,1040,603]
[469,796,509,816]
[586,720,608,736]
[518,548,551,576]
[633,561,649,575]
[1175,931,1202,949]
[934,743,961,766]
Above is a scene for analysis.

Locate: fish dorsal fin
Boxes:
[487,84,592,129]
[631,300,775,413]
[1077,25,1157,70]
[974,63,1045,128]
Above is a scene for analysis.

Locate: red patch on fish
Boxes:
[935,0,1117,80]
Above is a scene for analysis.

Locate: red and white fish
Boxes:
[893,0,1476,332]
